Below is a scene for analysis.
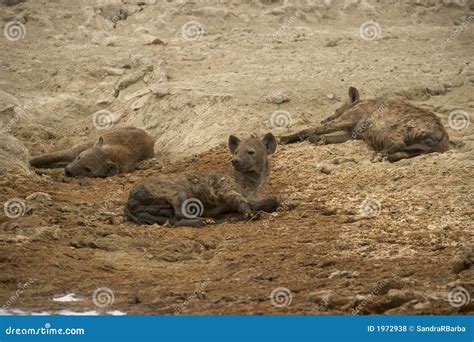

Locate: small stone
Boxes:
[26,192,52,206]
[101,36,121,47]
[266,92,290,104]
[95,97,114,106]
[413,301,432,310]
[325,40,338,47]
[329,270,359,279]
[452,245,473,274]
[141,34,166,45]
[150,85,169,98]
[131,94,151,110]
[320,166,333,175]
[103,67,125,76]
[308,290,338,308]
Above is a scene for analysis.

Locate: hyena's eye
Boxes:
[247,149,255,155]
[84,167,92,173]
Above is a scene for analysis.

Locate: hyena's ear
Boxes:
[105,161,119,177]
[228,135,241,154]
[348,86,360,104]
[262,133,277,155]
[94,136,104,148]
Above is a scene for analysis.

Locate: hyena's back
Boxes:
[354,99,449,153]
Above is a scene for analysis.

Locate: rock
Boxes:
[386,289,415,307]
[94,0,127,22]
[115,69,147,92]
[320,166,333,175]
[331,157,357,165]
[366,289,417,313]
[329,270,359,279]
[141,34,166,45]
[0,133,32,177]
[146,59,168,83]
[96,96,114,106]
[16,226,62,242]
[124,88,151,102]
[0,90,22,131]
[96,234,122,251]
[452,245,473,274]
[413,301,432,310]
[325,40,338,47]
[101,36,121,47]
[103,67,126,76]
[266,92,290,104]
[309,290,350,309]
[150,85,169,98]
[26,192,53,206]
[70,240,99,249]
[131,94,151,110]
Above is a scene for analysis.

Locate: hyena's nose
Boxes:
[231,158,241,167]
[64,166,73,177]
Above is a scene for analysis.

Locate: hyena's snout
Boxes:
[64,165,74,177]
[231,158,241,167]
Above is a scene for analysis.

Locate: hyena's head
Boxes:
[228,133,277,175]
[321,86,360,124]
[64,137,119,178]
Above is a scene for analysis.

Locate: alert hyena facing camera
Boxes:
[124,133,281,227]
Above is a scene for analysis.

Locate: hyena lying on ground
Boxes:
[124,133,280,227]
[280,87,449,162]
[30,127,154,177]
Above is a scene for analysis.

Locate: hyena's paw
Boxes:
[175,217,207,227]
[308,134,324,145]
[243,211,263,221]
[250,197,280,213]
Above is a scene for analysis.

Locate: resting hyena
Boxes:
[280,87,449,162]
[124,133,280,227]
[29,127,154,177]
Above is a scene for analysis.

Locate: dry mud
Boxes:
[0,0,473,315]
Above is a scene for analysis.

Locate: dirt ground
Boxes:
[0,0,473,315]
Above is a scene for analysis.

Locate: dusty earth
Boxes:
[0,0,473,315]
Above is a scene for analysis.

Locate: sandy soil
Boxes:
[0,0,473,315]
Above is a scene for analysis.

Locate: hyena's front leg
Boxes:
[280,128,317,144]
[308,132,353,145]
[29,142,93,168]
[281,121,355,145]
